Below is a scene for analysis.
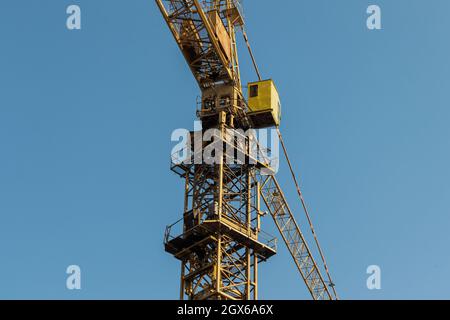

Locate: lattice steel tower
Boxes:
[157,0,338,301]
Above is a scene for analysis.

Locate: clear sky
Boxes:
[1,0,450,300]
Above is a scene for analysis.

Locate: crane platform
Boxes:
[164,216,277,261]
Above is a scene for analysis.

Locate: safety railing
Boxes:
[164,213,277,252]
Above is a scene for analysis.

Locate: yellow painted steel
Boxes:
[247,79,281,127]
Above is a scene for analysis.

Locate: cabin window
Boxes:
[249,85,259,98]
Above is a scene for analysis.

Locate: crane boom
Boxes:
[257,174,333,300]
[155,0,235,89]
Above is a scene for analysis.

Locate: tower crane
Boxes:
[156,0,338,300]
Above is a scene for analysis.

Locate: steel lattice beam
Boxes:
[258,175,333,300]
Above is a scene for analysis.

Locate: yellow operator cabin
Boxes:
[247,79,282,128]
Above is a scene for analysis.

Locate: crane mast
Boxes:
[157,0,337,300]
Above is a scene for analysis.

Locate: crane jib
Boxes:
[155,0,234,90]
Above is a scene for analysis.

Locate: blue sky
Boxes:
[1,0,450,299]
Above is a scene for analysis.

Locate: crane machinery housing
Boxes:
[156,0,338,300]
